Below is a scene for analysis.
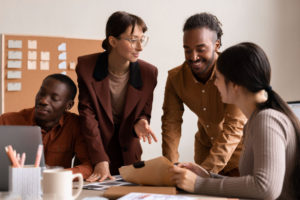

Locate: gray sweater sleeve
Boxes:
[194,110,288,199]
[209,172,225,179]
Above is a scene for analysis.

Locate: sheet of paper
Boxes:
[8,40,22,49]
[83,175,134,191]
[58,43,66,51]
[58,61,66,69]
[7,60,22,69]
[27,61,37,70]
[7,82,22,91]
[28,51,37,60]
[119,193,197,200]
[58,52,66,60]
[69,61,76,70]
[8,51,22,59]
[40,61,50,70]
[7,71,22,79]
[41,51,50,61]
[28,40,37,49]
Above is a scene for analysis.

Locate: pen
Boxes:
[6,145,20,168]
[20,152,26,167]
[16,153,20,164]
[4,146,13,165]
[34,144,43,167]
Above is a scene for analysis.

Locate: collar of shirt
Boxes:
[183,62,217,85]
[93,51,143,90]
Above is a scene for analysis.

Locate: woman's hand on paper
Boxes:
[178,162,210,178]
[170,165,197,193]
[86,161,115,182]
[134,118,158,144]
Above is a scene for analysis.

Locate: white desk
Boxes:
[76,189,104,199]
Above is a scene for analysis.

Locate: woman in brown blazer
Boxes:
[76,11,158,182]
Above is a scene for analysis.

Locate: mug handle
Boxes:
[72,173,83,199]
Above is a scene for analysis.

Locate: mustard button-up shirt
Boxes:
[162,62,246,173]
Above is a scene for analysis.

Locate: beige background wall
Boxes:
[0,0,300,162]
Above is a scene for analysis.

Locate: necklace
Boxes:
[108,67,129,76]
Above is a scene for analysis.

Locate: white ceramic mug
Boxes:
[42,169,83,200]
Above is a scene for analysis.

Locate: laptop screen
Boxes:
[0,125,45,191]
[288,101,300,120]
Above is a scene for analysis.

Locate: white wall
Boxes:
[1,0,300,162]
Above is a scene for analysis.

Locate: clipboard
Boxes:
[119,156,175,186]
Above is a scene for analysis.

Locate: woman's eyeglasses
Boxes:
[118,35,149,48]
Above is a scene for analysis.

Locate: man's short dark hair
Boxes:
[183,12,223,46]
[44,73,77,100]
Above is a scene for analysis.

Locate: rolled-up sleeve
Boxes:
[201,104,246,173]
[161,75,185,163]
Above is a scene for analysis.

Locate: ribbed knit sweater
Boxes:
[194,109,298,199]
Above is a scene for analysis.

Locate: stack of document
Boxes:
[83,175,135,191]
[118,193,198,200]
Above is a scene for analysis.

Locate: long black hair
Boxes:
[102,11,147,52]
[217,42,300,198]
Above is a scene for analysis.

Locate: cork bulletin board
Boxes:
[0,34,103,114]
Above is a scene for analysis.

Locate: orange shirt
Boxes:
[0,107,92,179]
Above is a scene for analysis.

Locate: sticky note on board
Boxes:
[40,61,49,70]
[69,61,76,70]
[27,61,37,70]
[8,51,22,59]
[7,71,22,79]
[7,61,22,69]
[7,82,22,91]
[58,43,66,51]
[41,51,50,61]
[8,40,22,49]
[28,40,37,49]
[58,52,66,60]
[58,61,67,69]
[28,51,37,60]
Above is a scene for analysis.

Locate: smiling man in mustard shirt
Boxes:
[161,13,246,176]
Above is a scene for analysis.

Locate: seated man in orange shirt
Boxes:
[0,73,92,179]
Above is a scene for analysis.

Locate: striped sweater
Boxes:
[194,109,298,199]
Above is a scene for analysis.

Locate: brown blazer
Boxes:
[76,52,158,170]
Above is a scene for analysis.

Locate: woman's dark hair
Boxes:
[102,11,147,52]
[217,42,300,198]
[44,73,77,101]
[183,12,223,47]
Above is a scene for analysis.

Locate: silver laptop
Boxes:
[288,101,300,120]
[0,126,45,191]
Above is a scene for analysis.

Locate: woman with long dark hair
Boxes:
[171,42,300,199]
[76,11,158,182]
